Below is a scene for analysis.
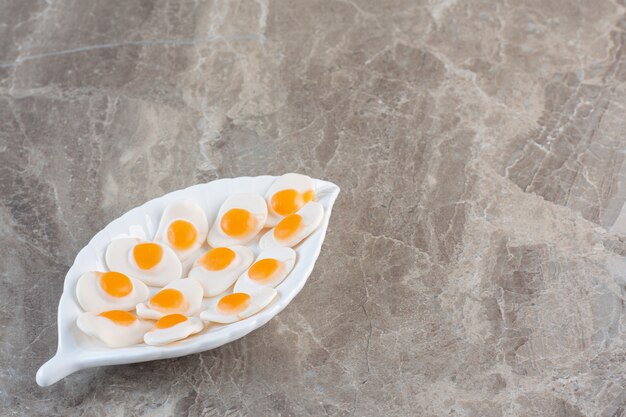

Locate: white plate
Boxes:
[36,175,340,386]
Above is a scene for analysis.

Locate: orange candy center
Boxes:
[155,314,188,329]
[273,214,303,240]
[150,288,187,312]
[100,271,133,298]
[133,242,163,270]
[167,219,198,250]
[271,189,302,216]
[217,293,251,314]
[270,189,314,216]
[99,310,137,326]
[220,208,256,237]
[199,247,236,271]
[248,258,282,282]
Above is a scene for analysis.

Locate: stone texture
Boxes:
[1,0,625,415]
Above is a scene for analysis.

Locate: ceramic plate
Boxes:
[36,175,340,386]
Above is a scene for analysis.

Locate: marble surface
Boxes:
[1,0,625,415]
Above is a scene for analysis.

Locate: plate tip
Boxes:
[36,354,79,387]
[35,365,50,387]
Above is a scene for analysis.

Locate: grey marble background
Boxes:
[1,0,626,416]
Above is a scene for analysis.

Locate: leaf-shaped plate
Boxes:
[36,176,340,386]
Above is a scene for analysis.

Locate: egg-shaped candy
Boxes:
[143,314,204,346]
[265,173,315,227]
[200,288,277,324]
[76,310,152,348]
[188,246,254,297]
[234,247,296,294]
[207,194,267,247]
[135,278,203,320]
[155,200,208,261]
[76,271,149,313]
[106,238,182,287]
[259,202,324,249]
